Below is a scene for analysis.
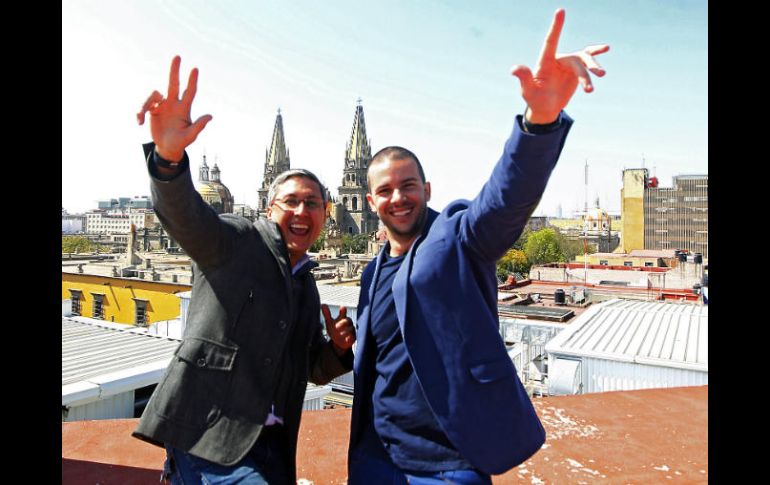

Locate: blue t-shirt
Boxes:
[360,251,472,472]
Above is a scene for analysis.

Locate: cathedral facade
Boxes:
[256,102,379,236]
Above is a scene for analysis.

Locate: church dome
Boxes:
[194,157,234,214]
[585,207,609,221]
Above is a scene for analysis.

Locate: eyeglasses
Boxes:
[272,196,324,212]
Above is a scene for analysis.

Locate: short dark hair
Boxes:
[268,169,328,206]
[367,146,426,189]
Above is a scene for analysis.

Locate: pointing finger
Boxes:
[338,306,347,320]
[538,8,565,66]
[168,55,181,100]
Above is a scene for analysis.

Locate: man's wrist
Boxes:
[154,149,183,169]
[522,108,562,134]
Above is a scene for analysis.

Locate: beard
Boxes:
[383,201,428,240]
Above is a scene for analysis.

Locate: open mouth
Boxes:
[390,207,413,218]
[289,223,310,236]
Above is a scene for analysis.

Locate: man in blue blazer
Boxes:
[348,9,609,484]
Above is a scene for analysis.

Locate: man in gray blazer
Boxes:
[132,56,356,484]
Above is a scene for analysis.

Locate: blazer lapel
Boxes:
[353,244,387,372]
[254,219,293,309]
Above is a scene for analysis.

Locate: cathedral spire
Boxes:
[345,99,371,168]
[266,109,289,169]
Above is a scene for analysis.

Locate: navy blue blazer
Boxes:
[349,113,574,475]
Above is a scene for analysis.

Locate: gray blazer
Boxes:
[132,143,352,481]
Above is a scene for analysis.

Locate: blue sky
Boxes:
[62,0,707,216]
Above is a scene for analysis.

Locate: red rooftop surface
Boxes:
[63,386,707,484]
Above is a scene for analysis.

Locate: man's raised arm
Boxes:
[137,56,231,268]
[461,9,609,262]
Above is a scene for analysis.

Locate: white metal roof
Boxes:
[62,317,181,406]
[544,299,707,372]
[317,285,361,309]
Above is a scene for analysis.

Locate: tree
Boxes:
[63,236,97,253]
[342,233,369,254]
[523,227,565,265]
[310,228,327,253]
[512,227,532,251]
[496,248,530,280]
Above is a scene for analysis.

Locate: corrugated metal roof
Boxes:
[62,317,180,386]
[544,299,707,371]
[317,285,361,309]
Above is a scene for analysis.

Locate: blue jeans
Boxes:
[348,447,491,485]
[162,426,291,484]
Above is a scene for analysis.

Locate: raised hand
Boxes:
[322,304,356,355]
[511,9,610,124]
[136,56,213,162]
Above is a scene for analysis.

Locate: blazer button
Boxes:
[197,358,207,368]
[264,357,273,366]
[279,320,287,330]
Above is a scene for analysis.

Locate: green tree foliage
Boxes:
[496,248,530,280]
[342,233,369,254]
[523,228,565,265]
[310,228,327,253]
[62,236,108,254]
[496,226,599,279]
[512,227,532,250]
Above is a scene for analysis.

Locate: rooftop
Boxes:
[546,299,708,372]
[62,318,180,408]
[62,385,708,483]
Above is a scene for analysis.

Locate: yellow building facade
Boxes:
[620,169,646,253]
[62,273,191,326]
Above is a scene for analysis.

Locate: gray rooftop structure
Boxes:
[545,299,707,395]
[62,317,181,408]
[545,299,707,371]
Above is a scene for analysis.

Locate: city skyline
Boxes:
[63,0,707,216]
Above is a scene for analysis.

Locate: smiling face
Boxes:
[366,156,431,251]
[266,176,326,266]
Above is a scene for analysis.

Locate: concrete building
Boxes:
[97,196,153,211]
[85,210,156,235]
[529,259,704,296]
[621,169,708,258]
[572,248,679,268]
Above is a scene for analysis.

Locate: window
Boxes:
[69,289,82,316]
[134,299,149,327]
[624,261,633,267]
[599,260,608,266]
[644,262,654,267]
[92,293,105,320]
